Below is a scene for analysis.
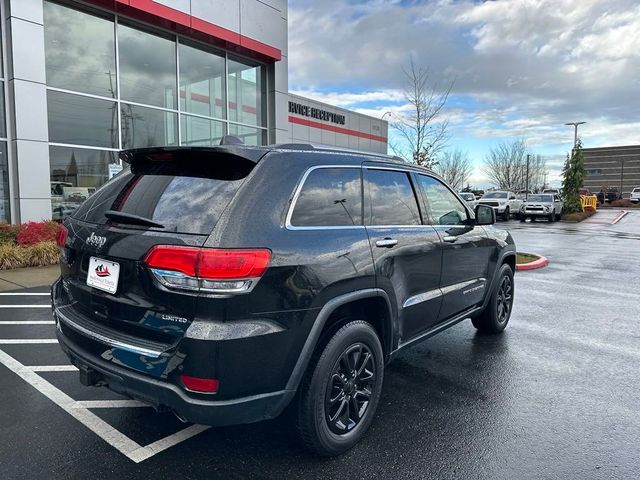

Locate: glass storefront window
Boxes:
[44,2,117,98]
[227,57,265,127]
[47,91,118,148]
[179,42,225,120]
[228,124,265,146]
[118,24,177,109]
[121,104,177,149]
[181,115,225,146]
[49,146,117,221]
[0,143,9,223]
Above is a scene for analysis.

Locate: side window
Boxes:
[290,167,362,227]
[417,175,468,226]
[365,169,421,226]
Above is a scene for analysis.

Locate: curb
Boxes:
[516,254,549,271]
[612,210,628,225]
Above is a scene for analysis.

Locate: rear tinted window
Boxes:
[365,169,421,226]
[72,159,252,234]
[290,168,362,227]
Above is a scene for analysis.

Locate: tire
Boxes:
[471,263,514,334]
[548,212,555,222]
[502,207,510,221]
[556,210,562,221]
[295,320,384,456]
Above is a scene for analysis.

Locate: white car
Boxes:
[631,187,640,203]
[477,191,523,221]
[459,192,477,208]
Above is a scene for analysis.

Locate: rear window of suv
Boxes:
[72,157,253,234]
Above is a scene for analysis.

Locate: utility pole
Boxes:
[565,121,586,148]
[525,154,530,200]
[619,159,625,199]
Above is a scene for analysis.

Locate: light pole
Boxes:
[381,111,392,121]
[565,121,586,147]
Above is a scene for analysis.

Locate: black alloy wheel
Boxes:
[295,320,384,456]
[325,343,376,434]
[471,263,514,333]
[496,274,513,326]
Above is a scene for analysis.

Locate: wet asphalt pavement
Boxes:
[1,210,639,479]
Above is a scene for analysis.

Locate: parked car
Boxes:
[597,188,621,204]
[477,191,523,221]
[52,142,516,456]
[472,189,485,200]
[579,188,592,197]
[630,187,640,203]
[519,193,563,222]
[516,190,533,200]
[543,188,561,195]
[459,192,477,208]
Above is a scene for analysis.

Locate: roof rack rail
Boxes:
[271,143,406,163]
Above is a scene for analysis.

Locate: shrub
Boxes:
[0,243,25,269]
[16,221,60,246]
[0,241,60,269]
[0,223,20,244]
[610,199,632,208]
[25,241,60,267]
[562,209,596,222]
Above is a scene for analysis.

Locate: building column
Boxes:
[5,0,51,222]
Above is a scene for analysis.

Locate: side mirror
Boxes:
[475,204,495,225]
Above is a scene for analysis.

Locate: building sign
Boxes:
[288,101,346,125]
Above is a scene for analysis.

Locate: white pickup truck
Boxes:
[477,191,523,221]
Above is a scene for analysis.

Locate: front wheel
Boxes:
[502,207,510,221]
[472,263,514,333]
[295,320,384,456]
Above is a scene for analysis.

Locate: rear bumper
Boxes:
[55,324,293,426]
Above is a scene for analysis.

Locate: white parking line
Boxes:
[29,365,78,372]
[75,400,151,409]
[0,305,51,308]
[0,321,55,325]
[0,348,210,463]
[0,293,50,296]
[0,339,58,344]
[127,425,211,463]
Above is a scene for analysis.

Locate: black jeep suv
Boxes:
[52,143,516,456]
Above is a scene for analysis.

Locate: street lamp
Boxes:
[565,121,586,147]
[381,111,392,121]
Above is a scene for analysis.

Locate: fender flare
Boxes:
[283,288,392,395]
[482,249,516,310]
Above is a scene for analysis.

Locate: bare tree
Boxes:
[435,149,472,190]
[482,139,548,192]
[390,59,453,168]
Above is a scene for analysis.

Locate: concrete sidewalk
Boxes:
[0,265,60,292]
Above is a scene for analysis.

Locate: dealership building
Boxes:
[0,0,388,223]
[581,145,640,198]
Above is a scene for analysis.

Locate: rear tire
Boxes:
[294,320,384,456]
[472,264,514,334]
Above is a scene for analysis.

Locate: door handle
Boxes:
[375,238,398,248]
[442,236,458,243]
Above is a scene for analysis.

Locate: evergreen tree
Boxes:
[561,139,586,214]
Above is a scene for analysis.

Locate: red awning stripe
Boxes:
[288,116,387,143]
[85,0,281,62]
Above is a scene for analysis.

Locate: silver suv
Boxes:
[519,193,563,222]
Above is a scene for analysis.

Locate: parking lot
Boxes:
[1,210,639,479]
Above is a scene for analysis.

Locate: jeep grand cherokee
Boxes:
[52,143,516,456]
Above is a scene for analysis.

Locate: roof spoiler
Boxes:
[119,146,268,165]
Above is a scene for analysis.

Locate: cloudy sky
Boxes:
[287,0,640,187]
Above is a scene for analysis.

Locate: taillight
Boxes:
[180,375,219,393]
[143,246,271,294]
[56,225,68,247]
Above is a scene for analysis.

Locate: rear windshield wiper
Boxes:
[104,210,165,229]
